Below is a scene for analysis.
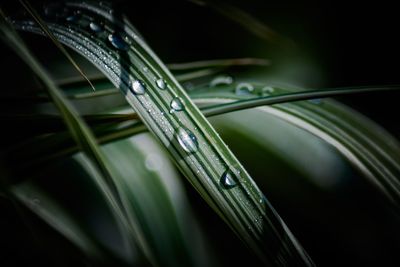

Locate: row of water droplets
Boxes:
[106,30,242,190]
[208,75,323,106]
[209,75,276,97]
[40,3,240,190]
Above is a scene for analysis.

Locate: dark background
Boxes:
[117,0,400,135]
[1,1,400,266]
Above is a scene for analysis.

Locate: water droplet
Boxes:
[129,78,146,95]
[235,82,254,95]
[108,33,129,51]
[156,78,166,90]
[143,66,149,73]
[176,128,198,153]
[309,98,322,104]
[170,97,184,112]
[220,169,238,189]
[89,22,103,33]
[209,75,233,87]
[66,14,79,22]
[260,86,274,96]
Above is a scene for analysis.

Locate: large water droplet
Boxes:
[177,128,198,153]
[156,78,166,90]
[235,83,254,95]
[108,33,129,51]
[170,97,184,112]
[220,169,238,189]
[209,75,233,87]
[129,79,146,95]
[89,21,103,33]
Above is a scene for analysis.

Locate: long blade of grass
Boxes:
[167,57,270,71]
[12,2,313,265]
[200,85,400,116]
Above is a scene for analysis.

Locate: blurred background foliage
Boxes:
[1,0,400,266]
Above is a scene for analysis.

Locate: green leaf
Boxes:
[11,2,313,265]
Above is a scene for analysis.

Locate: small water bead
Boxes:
[108,33,129,51]
[220,169,238,189]
[209,75,233,87]
[309,98,322,105]
[235,82,254,95]
[89,21,103,33]
[170,97,185,113]
[129,78,146,95]
[66,14,79,22]
[143,66,149,73]
[260,86,274,96]
[176,128,199,153]
[156,78,166,90]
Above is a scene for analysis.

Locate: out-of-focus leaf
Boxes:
[11,182,107,261]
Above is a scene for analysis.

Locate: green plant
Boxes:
[1,1,399,266]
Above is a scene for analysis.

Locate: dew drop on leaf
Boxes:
[220,169,238,189]
[89,22,103,33]
[108,33,129,51]
[177,128,198,153]
[260,86,274,96]
[209,75,233,87]
[129,78,146,95]
[66,14,79,22]
[156,78,166,90]
[235,82,254,95]
[170,97,184,112]
[309,99,322,104]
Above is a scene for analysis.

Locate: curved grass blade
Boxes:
[12,2,313,265]
[10,182,105,260]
